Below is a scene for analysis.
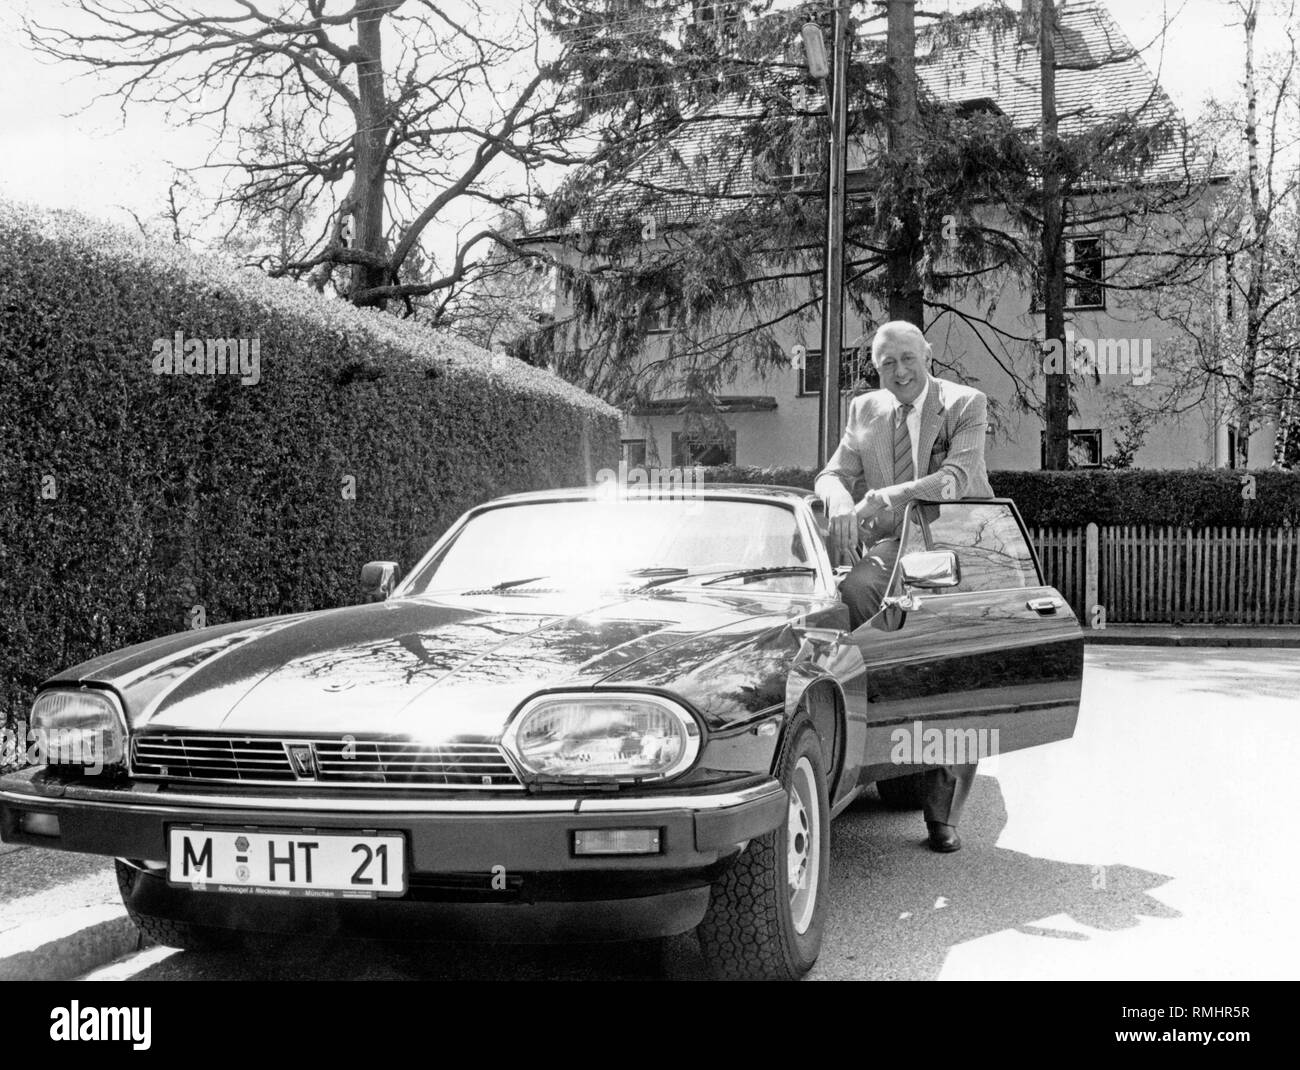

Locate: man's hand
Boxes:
[825,490,888,564]
[827,501,860,564]
[815,475,867,564]
[855,489,887,525]
[832,490,887,560]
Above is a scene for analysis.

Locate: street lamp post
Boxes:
[804,10,850,468]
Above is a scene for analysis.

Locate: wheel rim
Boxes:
[787,755,821,935]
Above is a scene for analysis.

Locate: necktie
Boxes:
[894,402,914,484]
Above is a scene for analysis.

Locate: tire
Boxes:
[875,771,928,810]
[696,711,830,980]
[115,860,238,952]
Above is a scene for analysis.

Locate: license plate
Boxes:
[167,827,407,898]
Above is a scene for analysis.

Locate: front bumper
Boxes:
[0,768,787,941]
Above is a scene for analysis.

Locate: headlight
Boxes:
[29,689,127,773]
[503,693,701,783]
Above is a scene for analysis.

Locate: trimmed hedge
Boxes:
[701,466,1300,527]
[0,200,618,733]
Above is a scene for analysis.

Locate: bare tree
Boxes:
[433,209,556,354]
[1231,0,1299,466]
[1134,0,1300,468]
[25,0,583,310]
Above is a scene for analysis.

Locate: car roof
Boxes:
[482,483,814,506]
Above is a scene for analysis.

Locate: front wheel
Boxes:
[696,712,830,980]
[115,860,238,952]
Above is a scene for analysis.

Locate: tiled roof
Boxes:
[914,0,1188,178]
[564,0,1197,234]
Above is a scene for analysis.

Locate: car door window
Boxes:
[908,502,1040,593]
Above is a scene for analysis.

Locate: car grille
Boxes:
[130,734,522,790]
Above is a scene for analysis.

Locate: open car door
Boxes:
[847,498,1083,784]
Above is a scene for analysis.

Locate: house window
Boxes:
[766,138,818,189]
[1040,429,1103,468]
[759,120,882,186]
[752,114,824,190]
[621,439,648,468]
[645,304,674,335]
[690,2,749,50]
[799,347,878,396]
[1069,237,1105,308]
[845,128,885,174]
[1227,424,1239,469]
[672,430,736,467]
[1033,235,1107,311]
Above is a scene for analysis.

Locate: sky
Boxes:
[0,0,1288,238]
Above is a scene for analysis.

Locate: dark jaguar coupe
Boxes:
[0,485,1082,980]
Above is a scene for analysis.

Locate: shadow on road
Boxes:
[816,775,1179,980]
[120,777,1177,981]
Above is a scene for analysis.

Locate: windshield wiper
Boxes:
[622,566,690,589]
[700,566,818,586]
[480,575,549,592]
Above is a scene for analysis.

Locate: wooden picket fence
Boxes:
[1031,526,1089,619]
[1029,525,1300,625]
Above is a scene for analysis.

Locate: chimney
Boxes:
[1020,0,1041,43]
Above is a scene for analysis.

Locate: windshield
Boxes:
[403,498,816,594]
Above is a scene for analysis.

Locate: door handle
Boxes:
[1026,597,1062,614]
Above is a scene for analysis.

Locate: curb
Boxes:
[0,905,145,982]
[1083,630,1300,649]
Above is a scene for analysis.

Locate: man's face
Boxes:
[874,332,931,405]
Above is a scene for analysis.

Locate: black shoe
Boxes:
[926,821,961,853]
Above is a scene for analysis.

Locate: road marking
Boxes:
[82,945,178,980]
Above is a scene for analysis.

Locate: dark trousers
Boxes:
[921,763,978,826]
[838,537,901,630]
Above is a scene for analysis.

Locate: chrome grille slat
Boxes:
[133,743,282,754]
[130,734,522,789]
[315,759,506,765]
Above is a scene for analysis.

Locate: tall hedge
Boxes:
[0,201,618,728]
[701,465,1300,527]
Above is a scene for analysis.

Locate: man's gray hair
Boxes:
[869,321,931,364]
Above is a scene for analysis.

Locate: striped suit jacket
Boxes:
[817,375,993,544]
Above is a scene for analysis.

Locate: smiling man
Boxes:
[813,320,993,853]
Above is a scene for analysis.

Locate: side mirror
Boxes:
[360,561,399,602]
[899,549,960,589]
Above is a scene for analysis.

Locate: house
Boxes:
[542,0,1261,473]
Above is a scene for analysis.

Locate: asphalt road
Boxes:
[55,647,1300,980]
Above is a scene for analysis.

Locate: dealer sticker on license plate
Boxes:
[167,827,407,898]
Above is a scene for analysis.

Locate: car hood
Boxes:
[59,588,823,738]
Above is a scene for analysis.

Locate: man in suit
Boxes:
[813,320,993,853]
